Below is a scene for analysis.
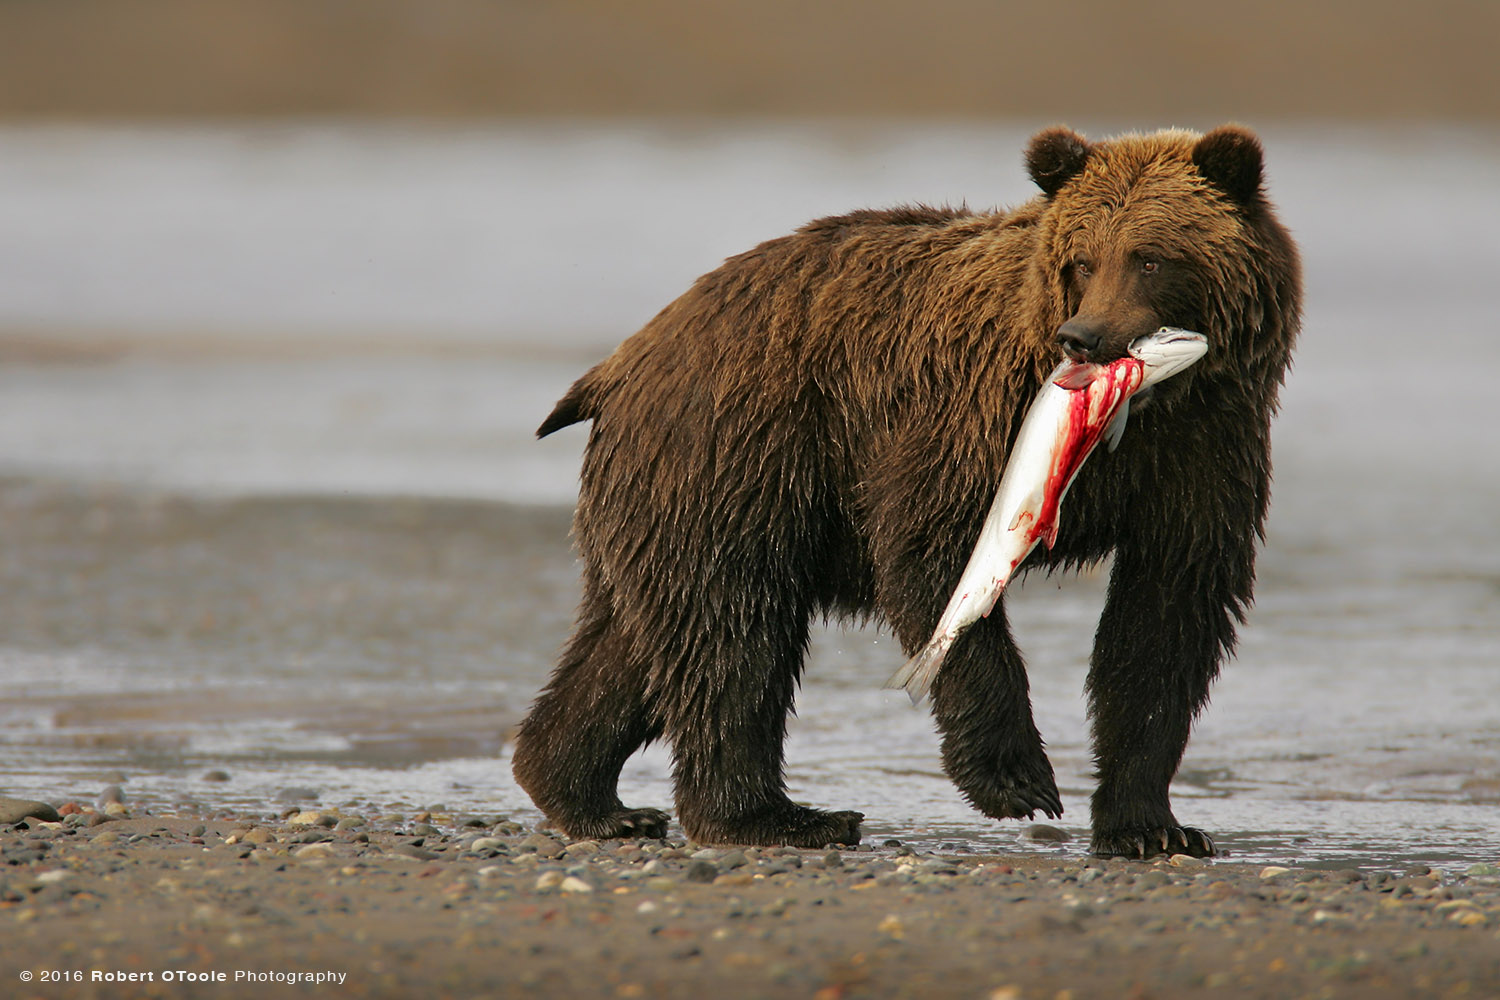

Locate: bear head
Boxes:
[1024,124,1293,387]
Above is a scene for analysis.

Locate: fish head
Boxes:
[1129,328,1209,387]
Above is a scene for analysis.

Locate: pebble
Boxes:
[1168,854,1206,868]
[520,833,566,859]
[294,843,336,860]
[564,840,601,858]
[1259,866,1292,880]
[719,850,749,870]
[467,837,506,853]
[684,860,718,883]
[1022,824,1071,843]
[392,843,438,861]
[202,770,232,782]
[559,876,594,894]
[0,798,61,825]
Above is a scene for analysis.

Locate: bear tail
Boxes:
[536,370,599,438]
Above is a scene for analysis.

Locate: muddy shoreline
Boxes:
[3,795,1499,999]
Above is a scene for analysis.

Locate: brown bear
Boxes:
[514,125,1301,858]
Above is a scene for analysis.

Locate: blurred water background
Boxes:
[0,2,1497,869]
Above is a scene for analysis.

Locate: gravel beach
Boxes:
[4,795,1499,999]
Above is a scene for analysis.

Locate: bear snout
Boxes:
[1056,318,1104,361]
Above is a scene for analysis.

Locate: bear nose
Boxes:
[1056,319,1103,360]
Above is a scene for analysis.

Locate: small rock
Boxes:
[242,828,276,845]
[0,798,62,825]
[1259,866,1292,880]
[823,851,844,869]
[103,802,130,818]
[560,875,595,894]
[719,850,749,870]
[392,843,438,861]
[334,817,366,831]
[89,831,121,845]
[97,786,126,806]
[1168,854,1206,868]
[520,833,566,859]
[294,843,336,860]
[1139,871,1171,889]
[412,823,442,837]
[535,871,565,891]
[564,840,601,858]
[468,837,506,853]
[274,787,320,803]
[288,811,325,827]
[685,860,718,883]
[202,770,232,783]
[1021,824,1070,843]
[1465,862,1500,878]
[691,848,723,861]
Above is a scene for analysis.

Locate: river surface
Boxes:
[0,122,1496,870]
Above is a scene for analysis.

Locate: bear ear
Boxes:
[1025,127,1093,198]
[1192,125,1264,206]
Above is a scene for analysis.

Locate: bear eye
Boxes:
[1073,258,1092,278]
[1141,259,1159,274]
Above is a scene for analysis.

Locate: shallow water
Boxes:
[0,122,1497,869]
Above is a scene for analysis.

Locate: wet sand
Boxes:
[3,800,1499,999]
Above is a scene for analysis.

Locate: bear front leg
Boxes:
[1086,541,1247,859]
[928,606,1063,822]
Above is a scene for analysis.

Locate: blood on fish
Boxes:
[1030,357,1145,550]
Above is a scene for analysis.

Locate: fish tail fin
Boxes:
[885,635,951,704]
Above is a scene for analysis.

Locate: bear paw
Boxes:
[686,805,865,849]
[1090,825,1215,860]
[564,807,671,841]
[964,771,1064,823]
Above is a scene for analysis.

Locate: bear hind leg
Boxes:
[512,594,668,841]
[667,609,863,849]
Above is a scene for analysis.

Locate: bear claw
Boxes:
[1090,825,1215,860]
[565,807,671,842]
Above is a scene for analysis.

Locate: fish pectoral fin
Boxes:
[1104,397,1131,453]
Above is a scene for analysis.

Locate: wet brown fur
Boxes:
[514,125,1302,855]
